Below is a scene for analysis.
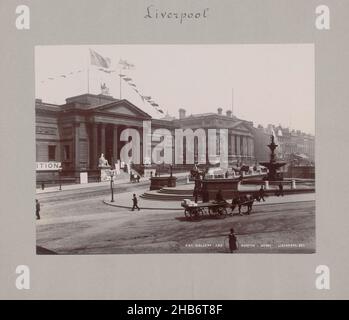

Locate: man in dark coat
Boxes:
[259,185,266,202]
[228,228,238,253]
[35,199,41,220]
[132,194,140,211]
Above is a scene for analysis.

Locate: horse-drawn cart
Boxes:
[181,200,232,219]
[181,195,257,219]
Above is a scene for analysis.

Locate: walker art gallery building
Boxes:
[35,93,314,182]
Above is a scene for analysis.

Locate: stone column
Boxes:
[113,125,118,164]
[101,123,106,155]
[91,123,98,169]
[236,135,241,157]
[250,137,255,160]
[73,123,80,171]
[231,134,236,156]
[243,136,248,157]
[205,129,209,165]
[139,127,143,165]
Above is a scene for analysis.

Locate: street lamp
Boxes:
[58,166,62,191]
[110,170,115,202]
[157,161,162,177]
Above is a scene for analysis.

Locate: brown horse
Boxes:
[231,195,255,215]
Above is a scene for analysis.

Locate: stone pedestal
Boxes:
[291,179,296,190]
[150,176,177,190]
[80,172,88,184]
[264,181,269,190]
[100,166,111,182]
[201,178,240,200]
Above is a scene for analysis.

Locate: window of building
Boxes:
[48,145,56,161]
[64,145,70,160]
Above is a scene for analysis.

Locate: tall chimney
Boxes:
[217,107,223,115]
[179,108,186,119]
[226,110,232,117]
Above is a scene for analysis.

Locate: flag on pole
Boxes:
[119,59,134,69]
[123,77,132,82]
[90,49,111,69]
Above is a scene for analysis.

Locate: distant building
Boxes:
[35,93,314,182]
[36,94,256,182]
[253,124,315,163]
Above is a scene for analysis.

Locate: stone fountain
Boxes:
[259,134,286,181]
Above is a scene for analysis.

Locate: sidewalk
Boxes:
[36,172,189,194]
[36,177,144,194]
[103,190,315,211]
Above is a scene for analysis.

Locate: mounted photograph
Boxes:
[35,44,315,254]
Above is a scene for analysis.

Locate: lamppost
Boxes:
[157,161,161,177]
[58,166,62,191]
[110,170,115,202]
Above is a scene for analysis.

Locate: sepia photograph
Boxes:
[35,44,315,254]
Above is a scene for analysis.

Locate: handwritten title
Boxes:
[144,5,209,24]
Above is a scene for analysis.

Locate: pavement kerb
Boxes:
[102,200,183,211]
[102,193,315,211]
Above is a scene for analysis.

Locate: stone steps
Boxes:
[140,192,195,201]
[141,186,315,202]
[157,188,194,195]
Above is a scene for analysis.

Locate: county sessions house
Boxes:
[35,93,258,182]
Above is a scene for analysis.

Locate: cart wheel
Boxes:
[208,208,215,216]
[184,209,191,218]
[193,208,202,218]
[198,208,205,216]
[218,207,227,216]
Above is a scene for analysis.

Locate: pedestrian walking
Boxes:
[278,183,284,196]
[228,228,238,253]
[259,185,265,202]
[132,193,140,211]
[35,199,41,220]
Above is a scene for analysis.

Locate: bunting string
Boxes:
[39,49,166,115]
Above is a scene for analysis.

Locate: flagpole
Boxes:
[87,67,90,94]
[87,49,90,94]
[231,88,234,116]
[119,72,122,99]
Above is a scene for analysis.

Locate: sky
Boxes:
[35,44,315,134]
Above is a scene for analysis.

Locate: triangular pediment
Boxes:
[230,121,251,132]
[105,105,138,116]
[93,100,151,119]
[234,125,250,132]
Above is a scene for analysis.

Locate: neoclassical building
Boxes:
[36,93,256,181]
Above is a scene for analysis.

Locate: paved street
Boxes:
[36,181,315,254]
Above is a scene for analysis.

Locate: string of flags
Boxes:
[116,56,164,114]
[90,49,165,114]
[39,48,165,115]
[40,69,83,84]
